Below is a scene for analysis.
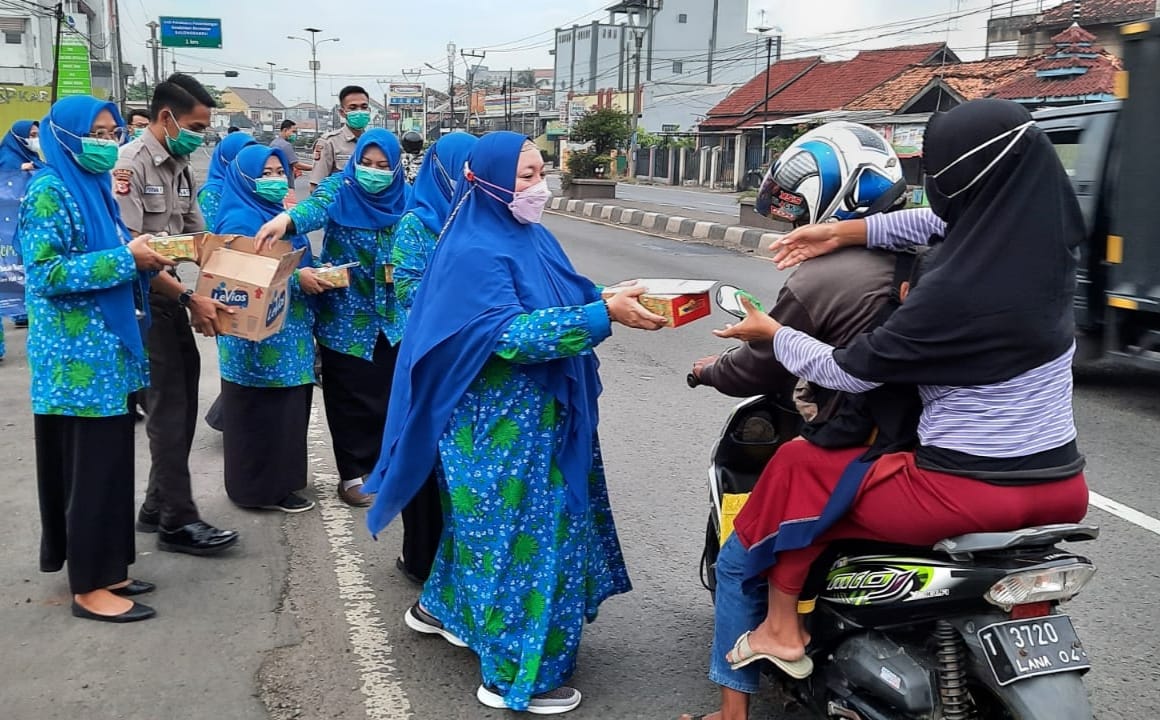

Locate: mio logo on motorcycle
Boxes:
[212,283,250,308]
[823,561,951,605]
[265,288,287,327]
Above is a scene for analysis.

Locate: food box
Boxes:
[601,278,716,328]
[315,262,358,289]
[148,232,204,263]
[195,239,305,341]
[195,233,285,265]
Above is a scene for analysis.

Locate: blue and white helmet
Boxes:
[756,121,905,226]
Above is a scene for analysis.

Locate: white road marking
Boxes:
[1089,491,1160,538]
[308,406,412,720]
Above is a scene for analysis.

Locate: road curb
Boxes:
[546,196,780,254]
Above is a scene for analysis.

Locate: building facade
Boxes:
[0,0,106,88]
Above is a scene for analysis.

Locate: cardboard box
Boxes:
[602,278,716,328]
[196,233,289,265]
[149,232,204,263]
[195,243,306,341]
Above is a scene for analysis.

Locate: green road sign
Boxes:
[159,17,223,49]
[55,34,91,98]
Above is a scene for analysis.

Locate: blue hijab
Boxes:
[0,120,42,171]
[363,131,603,536]
[406,132,477,235]
[38,97,146,359]
[214,144,310,266]
[327,128,408,230]
[201,131,256,200]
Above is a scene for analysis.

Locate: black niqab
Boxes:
[834,99,1082,386]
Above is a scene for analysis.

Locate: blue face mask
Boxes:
[355,165,395,194]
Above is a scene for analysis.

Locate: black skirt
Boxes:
[35,413,136,595]
[221,380,313,507]
[319,335,398,481]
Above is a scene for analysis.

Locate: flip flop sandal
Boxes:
[727,631,814,679]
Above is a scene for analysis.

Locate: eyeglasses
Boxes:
[86,127,127,142]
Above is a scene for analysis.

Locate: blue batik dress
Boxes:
[419,303,631,711]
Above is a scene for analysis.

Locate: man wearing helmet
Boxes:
[692,122,913,399]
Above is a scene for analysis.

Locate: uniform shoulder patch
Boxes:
[112,168,132,195]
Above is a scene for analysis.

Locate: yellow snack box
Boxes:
[149,233,204,263]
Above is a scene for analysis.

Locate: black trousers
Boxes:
[319,335,442,579]
[36,413,136,594]
[142,293,201,528]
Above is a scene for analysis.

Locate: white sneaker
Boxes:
[476,684,582,715]
[403,603,467,648]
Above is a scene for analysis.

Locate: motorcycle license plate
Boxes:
[977,615,1090,686]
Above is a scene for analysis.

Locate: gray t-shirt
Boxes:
[270,136,299,165]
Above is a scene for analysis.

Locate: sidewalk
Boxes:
[546,195,785,257]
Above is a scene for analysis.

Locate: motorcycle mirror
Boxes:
[715,285,749,320]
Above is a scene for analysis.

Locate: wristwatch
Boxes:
[177,289,194,308]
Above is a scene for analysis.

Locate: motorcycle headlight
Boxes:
[985,563,1096,608]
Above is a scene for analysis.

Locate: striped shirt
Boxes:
[866,207,946,251]
[772,207,1077,460]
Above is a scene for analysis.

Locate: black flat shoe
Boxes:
[109,579,156,597]
[71,600,156,624]
[396,556,426,586]
[158,521,239,556]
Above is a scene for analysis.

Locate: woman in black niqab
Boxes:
[835,98,1084,386]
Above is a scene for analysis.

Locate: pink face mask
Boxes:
[474,174,553,225]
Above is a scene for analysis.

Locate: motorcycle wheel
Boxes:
[967,682,1019,720]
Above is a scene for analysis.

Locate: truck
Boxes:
[1034,20,1160,368]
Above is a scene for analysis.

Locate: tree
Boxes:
[568,108,631,155]
[516,69,537,88]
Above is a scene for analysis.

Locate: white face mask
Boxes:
[509,180,552,225]
[24,136,40,154]
[929,120,1034,200]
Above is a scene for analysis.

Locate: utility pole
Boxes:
[447,42,456,129]
[266,61,276,91]
[49,2,63,102]
[755,14,782,168]
[507,68,514,131]
[146,21,160,89]
[289,29,339,133]
[629,28,644,179]
[461,48,486,133]
[108,0,125,111]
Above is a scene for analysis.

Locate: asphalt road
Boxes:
[2,199,1159,719]
[614,183,745,220]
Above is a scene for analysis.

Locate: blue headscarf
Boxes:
[38,97,147,359]
[201,131,256,201]
[0,120,42,171]
[213,144,311,266]
[363,131,603,536]
[327,128,408,230]
[406,132,477,235]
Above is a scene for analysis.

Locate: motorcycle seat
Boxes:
[933,523,1099,558]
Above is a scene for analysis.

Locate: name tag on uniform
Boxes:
[178,188,191,197]
[336,154,351,166]
[144,185,165,195]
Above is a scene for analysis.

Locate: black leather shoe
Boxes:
[109,579,156,597]
[71,600,156,624]
[158,521,239,556]
[136,507,160,534]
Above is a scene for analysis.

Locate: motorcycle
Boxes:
[692,285,1100,720]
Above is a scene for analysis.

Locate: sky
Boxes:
[115,0,1062,105]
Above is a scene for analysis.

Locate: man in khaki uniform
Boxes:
[115,73,239,557]
[309,84,372,189]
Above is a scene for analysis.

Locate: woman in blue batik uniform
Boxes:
[392,131,476,320]
[1,119,43,335]
[256,129,411,511]
[214,144,324,513]
[22,96,171,623]
[197,130,257,228]
[363,132,667,715]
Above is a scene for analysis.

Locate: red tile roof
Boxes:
[1035,0,1156,27]
[699,57,821,129]
[763,44,948,116]
[845,56,1037,111]
[990,23,1123,101]
[701,43,946,130]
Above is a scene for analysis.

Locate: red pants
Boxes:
[734,440,1090,595]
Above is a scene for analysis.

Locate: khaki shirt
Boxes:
[308,125,358,185]
[114,131,204,235]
